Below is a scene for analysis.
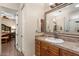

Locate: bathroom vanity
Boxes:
[35,36,79,56]
[35,3,79,56]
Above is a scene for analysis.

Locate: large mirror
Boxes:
[46,3,79,34]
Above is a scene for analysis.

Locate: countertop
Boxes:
[35,36,79,55]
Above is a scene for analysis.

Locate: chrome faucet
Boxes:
[53,23,58,39]
[53,31,58,38]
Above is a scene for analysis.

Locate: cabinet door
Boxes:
[47,44,59,56]
[60,49,79,56]
[47,50,59,56]
[35,39,41,56]
[40,41,48,56]
[40,47,48,56]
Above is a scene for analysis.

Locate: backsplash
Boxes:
[57,33,79,43]
[45,32,79,43]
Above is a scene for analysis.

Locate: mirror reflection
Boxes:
[46,3,79,33]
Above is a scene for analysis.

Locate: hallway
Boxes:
[1,39,23,56]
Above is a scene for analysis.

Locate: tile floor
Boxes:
[1,39,23,56]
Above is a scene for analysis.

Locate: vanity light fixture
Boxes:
[75,4,79,7]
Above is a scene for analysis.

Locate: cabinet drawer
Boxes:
[60,49,79,56]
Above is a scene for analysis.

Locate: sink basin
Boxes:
[45,37,64,43]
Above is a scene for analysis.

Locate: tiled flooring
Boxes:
[1,39,23,56]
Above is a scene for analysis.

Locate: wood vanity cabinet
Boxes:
[35,39,59,56]
[35,39,79,56]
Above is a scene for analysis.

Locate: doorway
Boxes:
[0,6,23,56]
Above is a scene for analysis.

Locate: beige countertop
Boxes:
[35,36,79,55]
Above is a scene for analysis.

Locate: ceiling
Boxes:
[49,3,79,17]
[0,3,20,20]
[0,3,20,11]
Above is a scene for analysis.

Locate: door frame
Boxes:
[15,3,25,53]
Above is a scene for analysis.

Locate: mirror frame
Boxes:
[44,3,73,34]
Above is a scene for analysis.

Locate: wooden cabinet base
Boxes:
[35,39,79,56]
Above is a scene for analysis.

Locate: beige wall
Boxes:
[16,3,49,56]
[22,4,35,55]
[22,3,48,56]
